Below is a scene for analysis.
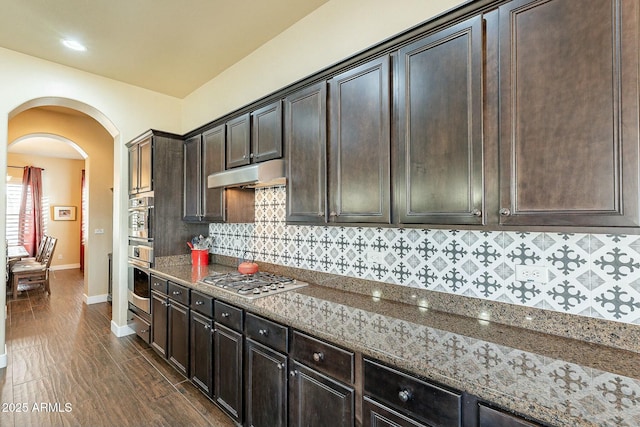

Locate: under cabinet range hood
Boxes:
[207,158,286,189]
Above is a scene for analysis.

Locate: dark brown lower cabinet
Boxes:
[190,311,213,396]
[167,300,190,377]
[214,322,243,424]
[150,291,168,357]
[288,360,354,427]
[245,339,287,427]
[479,404,542,427]
[363,397,428,427]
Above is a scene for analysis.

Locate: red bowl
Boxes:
[238,262,259,275]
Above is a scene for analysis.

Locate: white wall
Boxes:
[0,47,182,367]
[182,0,466,131]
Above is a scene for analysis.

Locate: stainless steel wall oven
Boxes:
[128,193,154,316]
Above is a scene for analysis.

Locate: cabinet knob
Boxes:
[204,324,211,330]
[277,363,285,370]
[140,329,148,333]
[221,312,230,318]
[289,370,298,377]
[312,352,324,362]
[258,329,269,336]
[472,208,482,217]
[398,389,412,403]
[499,208,511,217]
[172,290,181,295]
[195,300,204,305]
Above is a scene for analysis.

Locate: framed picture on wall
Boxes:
[53,206,76,221]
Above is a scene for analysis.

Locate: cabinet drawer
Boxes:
[290,330,354,384]
[364,359,462,427]
[214,300,243,331]
[168,281,189,305]
[245,313,288,353]
[130,312,151,344]
[150,275,168,295]
[191,290,214,317]
[479,404,541,427]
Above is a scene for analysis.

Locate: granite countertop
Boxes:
[150,262,640,427]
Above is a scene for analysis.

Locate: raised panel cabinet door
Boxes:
[498,0,640,226]
[245,339,287,427]
[150,292,168,357]
[288,361,354,427]
[396,16,484,225]
[252,100,283,163]
[128,144,139,194]
[183,135,201,221]
[329,55,391,224]
[190,311,213,396]
[202,125,226,222]
[363,397,428,427]
[479,404,541,427]
[167,300,189,377]
[138,136,153,193]
[226,113,251,169]
[214,323,243,424]
[285,81,328,223]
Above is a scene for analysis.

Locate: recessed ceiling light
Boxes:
[62,39,86,52]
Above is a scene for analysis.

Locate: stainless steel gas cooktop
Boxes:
[200,271,308,299]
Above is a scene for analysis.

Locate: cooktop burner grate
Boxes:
[200,271,307,299]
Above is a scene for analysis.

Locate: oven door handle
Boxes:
[128,259,150,270]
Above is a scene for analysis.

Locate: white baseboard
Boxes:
[111,320,135,337]
[0,344,7,368]
[51,263,81,271]
[84,293,108,305]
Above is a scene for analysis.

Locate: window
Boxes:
[6,178,48,247]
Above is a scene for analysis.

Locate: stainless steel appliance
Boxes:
[128,194,154,238]
[127,193,154,315]
[200,271,307,299]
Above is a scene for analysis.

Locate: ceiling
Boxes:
[0,0,329,98]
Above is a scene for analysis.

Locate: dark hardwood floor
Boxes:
[1,269,234,427]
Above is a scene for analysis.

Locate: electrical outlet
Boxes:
[366,250,385,264]
[515,264,548,283]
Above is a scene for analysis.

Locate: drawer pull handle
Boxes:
[258,329,269,336]
[195,300,204,305]
[278,363,284,370]
[140,329,148,333]
[221,312,230,318]
[204,324,211,330]
[312,352,324,362]
[398,389,412,403]
[172,291,181,295]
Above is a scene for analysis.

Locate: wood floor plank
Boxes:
[6,268,235,427]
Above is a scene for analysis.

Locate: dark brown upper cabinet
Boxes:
[183,125,226,222]
[329,56,391,224]
[251,100,283,163]
[497,0,640,227]
[285,81,328,223]
[395,15,484,225]
[226,113,251,169]
[128,134,153,195]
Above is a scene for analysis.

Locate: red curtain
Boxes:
[18,166,44,256]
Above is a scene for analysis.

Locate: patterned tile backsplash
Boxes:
[210,186,640,326]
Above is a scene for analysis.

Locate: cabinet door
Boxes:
[252,100,283,163]
[183,135,201,221]
[226,113,251,169]
[329,56,390,223]
[138,136,153,193]
[396,16,484,225]
[214,323,243,423]
[202,125,226,222]
[288,361,354,427]
[167,300,189,377]
[150,292,168,357]
[128,144,139,195]
[363,397,427,427]
[190,311,213,396]
[498,0,640,227]
[245,339,287,427]
[285,81,328,223]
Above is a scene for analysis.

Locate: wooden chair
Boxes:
[11,237,57,299]
[14,235,50,265]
